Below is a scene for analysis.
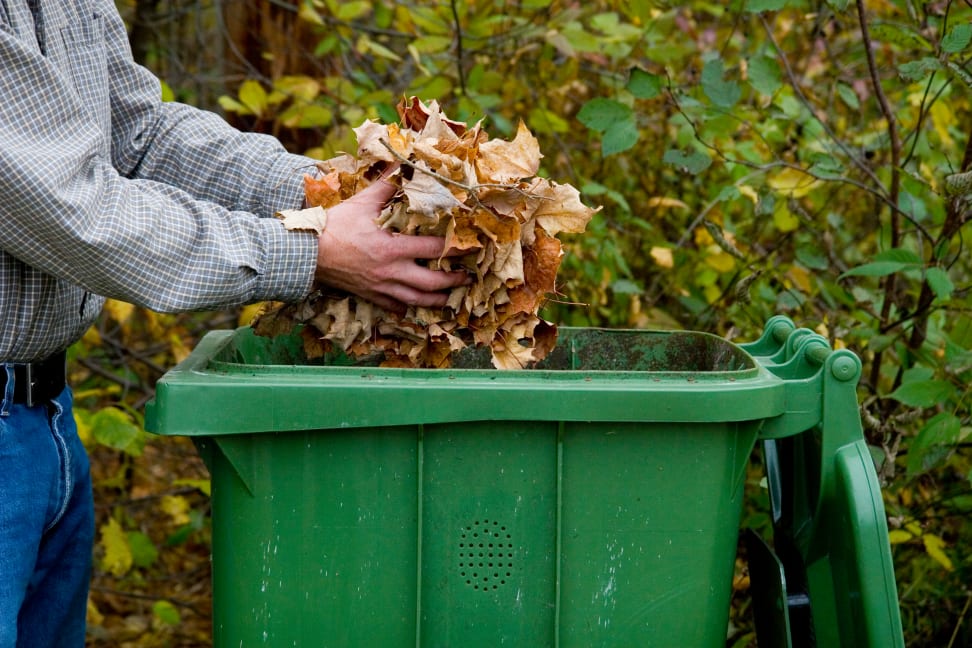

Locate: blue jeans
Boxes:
[0,367,93,648]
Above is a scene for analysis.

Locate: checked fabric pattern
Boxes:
[0,0,317,361]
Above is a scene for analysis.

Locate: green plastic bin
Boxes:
[145,317,904,647]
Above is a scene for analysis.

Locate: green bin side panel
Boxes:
[420,421,558,647]
[207,428,420,647]
[558,420,755,648]
[204,418,758,648]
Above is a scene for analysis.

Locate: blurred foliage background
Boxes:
[80,0,971,645]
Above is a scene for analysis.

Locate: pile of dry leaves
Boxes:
[253,97,598,369]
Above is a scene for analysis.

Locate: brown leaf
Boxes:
[397,96,466,136]
[303,170,342,208]
[277,205,328,234]
[527,178,599,236]
[253,101,599,369]
[475,120,542,184]
[353,119,400,167]
[401,161,468,222]
[524,225,563,296]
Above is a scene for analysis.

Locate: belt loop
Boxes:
[1,364,14,416]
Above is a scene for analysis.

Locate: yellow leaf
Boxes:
[81,326,102,347]
[103,299,134,325]
[773,201,800,232]
[297,1,325,25]
[160,495,191,526]
[174,478,212,497]
[168,334,190,364]
[74,410,93,446]
[704,250,736,273]
[650,246,674,268]
[238,303,265,327]
[100,517,133,577]
[87,597,105,627]
[929,101,955,148]
[646,196,688,210]
[768,167,819,198]
[695,226,714,246]
[787,265,812,293]
[888,529,913,544]
[738,185,760,204]
[922,533,954,571]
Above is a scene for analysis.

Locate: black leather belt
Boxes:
[0,351,67,407]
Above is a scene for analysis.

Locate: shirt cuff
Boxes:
[251,217,318,303]
[263,152,318,217]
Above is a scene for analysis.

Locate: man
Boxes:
[0,1,467,645]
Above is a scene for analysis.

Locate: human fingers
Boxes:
[390,261,470,293]
[391,234,461,260]
[353,172,399,204]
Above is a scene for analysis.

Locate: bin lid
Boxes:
[146,326,788,436]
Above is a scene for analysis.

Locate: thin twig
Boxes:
[947,591,972,648]
[759,13,884,188]
[450,0,467,96]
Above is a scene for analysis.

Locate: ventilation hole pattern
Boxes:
[458,519,513,592]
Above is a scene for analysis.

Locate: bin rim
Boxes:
[146,327,791,437]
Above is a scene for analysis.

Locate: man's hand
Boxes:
[314,178,469,312]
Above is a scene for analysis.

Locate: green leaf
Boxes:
[888,380,957,408]
[836,82,859,109]
[335,0,371,21]
[941,24,972,54]
[663,149,712,175]
[701,57,741,108]
[716,186,741,202]
[562,20,603,54]
[747,55,782,96]
[152,600,182,627]
[807,153,845,178]
[357,35,403,62]
[128,531,159,569]
[839,248,922,279]
[907,412,962,476]
[898,57,941,82]
[91,407,146,457]
[528,107,570,135]
[628,68,663,99]
[601,117,640,156]
[926,267,954,300]
[611,279,643,294]
[582,182,631,213]
[745,0,792,12]
[871,23,932,50]
[410,35,453,54]
[577,98,633,133]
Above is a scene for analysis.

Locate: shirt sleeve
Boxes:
[0,3,317,313]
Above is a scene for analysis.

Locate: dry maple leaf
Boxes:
[254,96,600,369]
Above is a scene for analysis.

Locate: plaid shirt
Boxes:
[0,0,317,361]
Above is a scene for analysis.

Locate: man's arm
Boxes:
[0,7,317,313]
